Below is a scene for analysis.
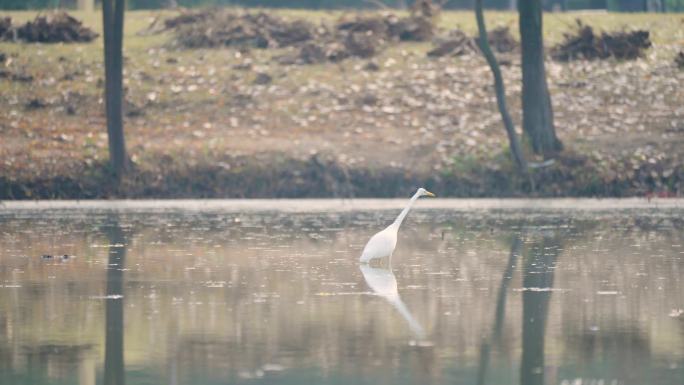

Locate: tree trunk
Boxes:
[518,0,562,156]
[476,236,521,385]
[102,0,127,179]
[104,221,126,385]
[520,236,560,385]
[474,0,531,180]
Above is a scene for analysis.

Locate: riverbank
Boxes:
[1,10,683,198]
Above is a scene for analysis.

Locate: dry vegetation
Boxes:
[0,11,98,43]
[0,9,683,198]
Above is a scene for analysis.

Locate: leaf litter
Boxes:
[0,10,683,198]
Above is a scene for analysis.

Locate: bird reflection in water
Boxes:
[359,264,427,340]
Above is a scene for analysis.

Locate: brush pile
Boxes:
[488,26,518,53]
[335,13,433,42]
[163,9,211,30]
[0,12,98,43]
[551,20,651,61]
[0,16,11,39]
[427,29,477,57]
[174,10,320,49]
[164,9,433,63]
[676,51,684,69]
[426,26,517,58]
[290,13,433,63]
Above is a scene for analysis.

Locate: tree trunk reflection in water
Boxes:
[520,236,561,385]
[476,236,521,385]
[104,220,126,385]
[475,234,562,385]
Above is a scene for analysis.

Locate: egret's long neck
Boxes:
[391,192,420,229]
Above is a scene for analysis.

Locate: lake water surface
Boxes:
[1,199,683,385]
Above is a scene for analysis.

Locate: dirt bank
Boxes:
[1,150,681,199]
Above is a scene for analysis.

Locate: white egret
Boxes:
[359,187,435,263]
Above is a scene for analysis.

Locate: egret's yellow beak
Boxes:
[425,191,436,197]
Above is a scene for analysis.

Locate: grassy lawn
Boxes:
[0,9,683,198]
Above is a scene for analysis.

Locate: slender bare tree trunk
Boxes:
[102,0,127,179]
[474,0,531,182]
[518,0,561,156]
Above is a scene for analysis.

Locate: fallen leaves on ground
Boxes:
[1,11,682,197]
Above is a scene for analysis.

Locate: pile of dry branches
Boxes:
[0,12,98,43]
[551,20,651,61]
[161,9,433,64]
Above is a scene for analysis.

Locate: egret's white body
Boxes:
[359,188,435,263]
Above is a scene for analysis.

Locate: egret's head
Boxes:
[417,188,436,197]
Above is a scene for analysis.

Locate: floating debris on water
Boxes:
[89,295,124,300]
[205,281,226,288]
[597,290,620,295]
[262,363,285,372]
[408,339,435,347]
[514,287,567,292]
